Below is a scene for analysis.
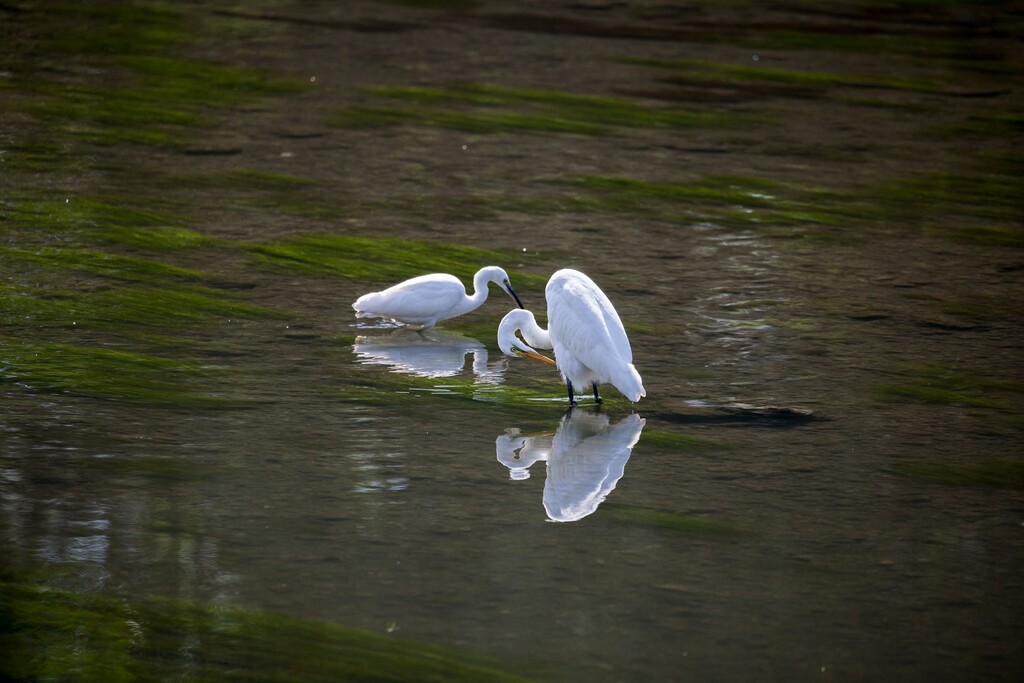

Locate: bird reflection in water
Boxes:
[496,409,645,522]
[353,328,506,383]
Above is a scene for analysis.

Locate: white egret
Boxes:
[352,266,523,328]
[497,268,645,404]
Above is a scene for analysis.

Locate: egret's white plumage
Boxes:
[353,266,523,328]
[497,268,645,403]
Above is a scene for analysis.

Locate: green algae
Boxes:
[941,110,1024,137]
[91,224,216,249]
[363,83,747,129]
[1,283,277,330]
[4,194,184,233]
[164,168,342,219]
[375,0,482,9]
[937,292,1016,322]
[247,234,547,287]
[25,83,209,146]
[8,2,306,148]
[933,225,1024,249]
[622,56,945,92]
[516,166,1021,246]
[116,54,304,105]
[388,161,1021,249]
[896,457,1024,490]
[3,246,208,284]
[0,142,81,174]
[546,174,860,238]
[0,573,541,683]
[875,363,1024,416]
[640,429,729,450]
[42,2,191,57]
[573,174,785,208]
[0,8,350,416]
[173,168,322,191]
[0,337,236,408]
[331,82,758,135]
[879,171,1021,224]
[330,105,611,135]
[599,503,748,537]
[22,54,303,147]
[2,193,213,249]
[875,384,1012,411]
[899,363,1024,395]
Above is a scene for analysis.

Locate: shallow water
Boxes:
[2,1,1023,681]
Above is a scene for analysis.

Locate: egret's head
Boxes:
[497,309,556,364]
[480,266,524,309]
[504,279,524,309]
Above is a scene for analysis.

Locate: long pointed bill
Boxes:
[514,347,556,365]
[504,281,525,309]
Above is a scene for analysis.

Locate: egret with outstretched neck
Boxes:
[353,266,524,328]
[497,268,645,404]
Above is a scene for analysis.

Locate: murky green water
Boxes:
[2,1,1023,681]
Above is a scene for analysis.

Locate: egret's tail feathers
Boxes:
[613,364,646,403]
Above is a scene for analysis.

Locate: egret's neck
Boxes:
[519,314,552,350]
[445,270,492,319]
[468,269,493,306]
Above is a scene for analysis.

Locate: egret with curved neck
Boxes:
[498,268,645,404]
[353,266,524,328]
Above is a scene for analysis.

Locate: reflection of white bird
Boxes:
[495,428,552,480]
[353,328,504,382]
[496,410,645,522]
[353,266,524,328]
[497,268,645,404]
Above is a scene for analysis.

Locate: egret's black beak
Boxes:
[505,281,524,309]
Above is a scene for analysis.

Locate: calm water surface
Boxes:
[2,1,1022,681]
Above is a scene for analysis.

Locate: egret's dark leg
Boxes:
[566,380,577,405]
[592,383,602,404]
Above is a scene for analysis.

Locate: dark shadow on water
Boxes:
[645,401,822,428]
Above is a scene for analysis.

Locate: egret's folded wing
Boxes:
[548,276,634,375]
[361,276,463,319]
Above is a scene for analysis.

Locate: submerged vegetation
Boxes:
[600,503,748,537]
[621,56,948,93]
[896,457,1024,490]
[2,1,1022,679]
[874,363,1024,429]
[0,572,541,682]
[502,163,1022,246]
[0,336,236,407]
[247,234,547,286]
[330,82,761,135]
[5,3,306,147]
[2,193,210,249]
[0,2,304,409]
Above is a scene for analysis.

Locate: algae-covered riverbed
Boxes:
[2,1,1023,681]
